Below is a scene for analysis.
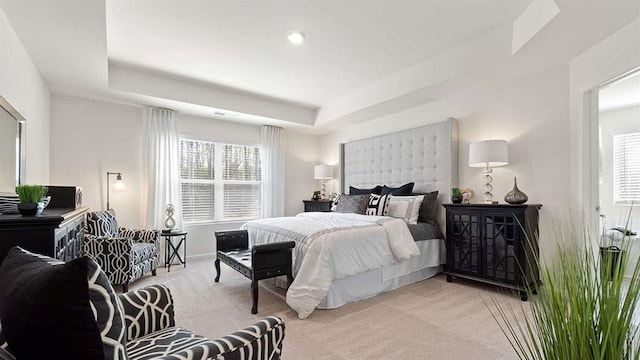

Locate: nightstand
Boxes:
[303,200,333,212]
[443,203,542,301]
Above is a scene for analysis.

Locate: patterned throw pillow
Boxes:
[366,194,390,216]
[333,194,370,214]
[86,209,118,237]
[387,195,425,224]
[0,195,19,215]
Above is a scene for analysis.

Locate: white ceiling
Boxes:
[1,0,639,133]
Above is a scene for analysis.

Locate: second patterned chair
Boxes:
[83,209,160,292]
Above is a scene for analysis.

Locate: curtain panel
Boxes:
[261,126,285,218]
[142,108,183,231]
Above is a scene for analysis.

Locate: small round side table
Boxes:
[162,230,187,272]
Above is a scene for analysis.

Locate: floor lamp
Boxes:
[106,171,125,210]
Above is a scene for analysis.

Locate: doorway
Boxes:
[597,69,640,275]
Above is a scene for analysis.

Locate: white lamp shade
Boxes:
[469,140,509,168]
[314,164,334,179]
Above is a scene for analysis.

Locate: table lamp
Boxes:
[314,165,333,200]
[468,140,508,203]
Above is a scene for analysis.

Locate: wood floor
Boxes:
[132,258,523,359]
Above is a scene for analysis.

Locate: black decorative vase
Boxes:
[451,195,463,204]
[17,202,38,216]
[504,177,528,204]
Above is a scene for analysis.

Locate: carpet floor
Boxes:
[132,258,523,359]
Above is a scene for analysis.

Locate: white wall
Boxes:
[49,94,320,258]
[569,17,640,225]
[49,94,144,228]
[320,65,571,262]
[0,7,50,185]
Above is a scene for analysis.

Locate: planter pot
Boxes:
[17,202,38,216]
[451,195,463,204]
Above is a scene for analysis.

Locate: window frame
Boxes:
[180,136,262,224]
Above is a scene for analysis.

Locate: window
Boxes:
[613,132,640,204]
[180,139,261,223]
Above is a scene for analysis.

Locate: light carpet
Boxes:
[132,258,522,359]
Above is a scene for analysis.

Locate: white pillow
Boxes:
[386,195,425,224]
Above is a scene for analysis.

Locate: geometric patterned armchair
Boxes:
[84,209,160,292]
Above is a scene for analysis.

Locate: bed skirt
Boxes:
[318,239,443,309]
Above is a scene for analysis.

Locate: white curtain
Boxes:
[142,108,182,230]
[261,126,285,218]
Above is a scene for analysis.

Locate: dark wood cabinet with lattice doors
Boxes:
[443,204,542,301]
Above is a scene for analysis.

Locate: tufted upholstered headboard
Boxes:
[340,118,458,228]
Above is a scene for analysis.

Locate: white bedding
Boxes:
[241,212,420,319]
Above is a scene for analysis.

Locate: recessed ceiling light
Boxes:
[287,31,305,45]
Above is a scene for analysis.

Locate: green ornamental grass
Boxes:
[15,185,48,203]
[488,215,640,360]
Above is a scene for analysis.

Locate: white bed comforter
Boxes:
[241,212,419,319]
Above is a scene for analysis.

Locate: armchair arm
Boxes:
[118,285,175,341]
[157,316,285,360]
[83,235,133,285]
[215,230,249,252]
[118,227,160,244]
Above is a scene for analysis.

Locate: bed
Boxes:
[243,118,458,319]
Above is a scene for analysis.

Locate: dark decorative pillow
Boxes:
[334,194,370,214]
[381,182,415,196]
[414,191,439,225]
[86,209,118,237]
[366,194,390,216]
[349,185,382,195]
[0,247,104,359]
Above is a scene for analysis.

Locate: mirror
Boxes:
[0,94,25,193]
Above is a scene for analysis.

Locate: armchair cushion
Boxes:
[132,243,157,264]
[86,209,118,237]
[0,247,127,360]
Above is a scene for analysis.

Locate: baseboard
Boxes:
[186,252,215,261]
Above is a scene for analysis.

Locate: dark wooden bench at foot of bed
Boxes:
[214,229,295,314]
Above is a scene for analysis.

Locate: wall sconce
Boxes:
[314,165,334,200]
[106,171,125,210]
[468,140,509,203]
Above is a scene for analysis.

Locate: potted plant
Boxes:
[15,185,48,216]
[451,187,462,204]
[488,215,640,359]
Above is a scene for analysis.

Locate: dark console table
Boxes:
[0,207,88,265]
[443,203,542,301]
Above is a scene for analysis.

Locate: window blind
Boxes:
[613,132,640,203]
[180,139,261,223]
